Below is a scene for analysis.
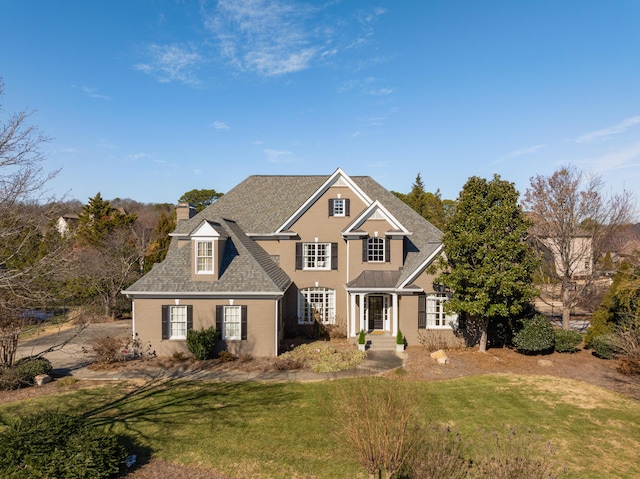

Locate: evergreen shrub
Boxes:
[0,411,127,478]
[554,330,583,353]
[590,333,618,359]
[186,327,218,360]
[513,314,555,354]
[14,356,53,383]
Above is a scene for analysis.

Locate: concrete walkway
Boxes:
[17,320,405,383]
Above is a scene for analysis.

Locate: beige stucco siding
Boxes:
[133,297,278,357]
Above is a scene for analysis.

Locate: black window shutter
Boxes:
[331,242,338,270]
[362,238,368,262]
[162,305,169,340]
[345,199,350,216]
[418,295,427,329]
[328,199,334,216]
[295,242,302,270]
[186,305,193,331]
[241,305,248,340]
[385,238,391,262]
[216,305,223,334]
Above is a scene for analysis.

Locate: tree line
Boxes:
[1,77,637,363]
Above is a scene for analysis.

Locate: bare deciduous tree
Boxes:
[523,165,635,330]
[0,78,66,365]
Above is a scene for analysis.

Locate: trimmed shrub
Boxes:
[513,314,555,354]
[590,333,618,359]
[554,330,582,353]
[15,356,53,382]
[0,411,127,478]
[186,327,218,360]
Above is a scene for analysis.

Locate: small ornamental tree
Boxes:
[436,175,539,352]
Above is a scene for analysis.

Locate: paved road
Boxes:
[16,320,133,374]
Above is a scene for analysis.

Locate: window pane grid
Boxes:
[224,306,241,340]
[303,243,330,270]
[425,293,457,328]
[196,241,213,273]
[368,237,385,262]
[333,199,344,216]
[170,306,187,338]
[299,288,335,324]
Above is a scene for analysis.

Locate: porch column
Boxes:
[359,293,366,332]
[391,293,399,336]
[350,293,357,337]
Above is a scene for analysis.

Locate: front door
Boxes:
[367,295,385,330]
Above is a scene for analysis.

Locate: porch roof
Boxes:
[346,270,402,289]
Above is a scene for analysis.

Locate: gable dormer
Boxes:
[190,220,227,281]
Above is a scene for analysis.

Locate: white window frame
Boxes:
[367,237,385,262]
[169,305,188,339]
[426,293,457,328]
[223,305,241,340]
[299,287,336,324]
[195,240,214,274]
[303,242,331,270]
[332,198,345,217]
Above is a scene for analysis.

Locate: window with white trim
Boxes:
[419,293,457,328]
[367,237,385,262]
[332,199,345,216]
[195,240,213,273]
[169,305,188,339]
[303,242,331,270]
[299,287,336,324]
[223,305,241,340]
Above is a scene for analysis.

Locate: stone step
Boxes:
[365,335,398,351]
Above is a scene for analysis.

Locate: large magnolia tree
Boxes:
[437,175,538,352]
[523,165,634,330]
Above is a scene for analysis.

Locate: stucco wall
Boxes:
[133,297,279,357]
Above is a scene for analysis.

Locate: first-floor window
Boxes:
[216,305,247,340]
[162,304,193,340]
[299,287,335,324]
[418,294,457,329]
[223,305,241,340]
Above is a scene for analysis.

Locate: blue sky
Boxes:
[1,1,639,206]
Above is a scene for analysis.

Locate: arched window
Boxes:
[298,287,336,324]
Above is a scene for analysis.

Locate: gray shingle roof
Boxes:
[127,172,442,295]
[125,217,291,295]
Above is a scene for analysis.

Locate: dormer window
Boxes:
[196,240,214,273]
[329,198,350,217]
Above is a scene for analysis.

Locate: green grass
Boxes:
[1,374,639,478]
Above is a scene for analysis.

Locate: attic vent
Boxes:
[370,209,386,220]
[333,177,348,187]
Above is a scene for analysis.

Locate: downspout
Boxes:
[274,299,279,357]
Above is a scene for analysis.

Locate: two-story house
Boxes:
[123,168,457,357]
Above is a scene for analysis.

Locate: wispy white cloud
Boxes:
[75,85,111,100]
[206,0,321,76]
[575,116,640,143]
[135,44,203,85]
[126,153,149,161]
[264,148,294,163]
[365,87,393,96]
[580,142,640,174]
[97,138,116,150]
[205,1,386,77]
[212,120,231,131]
[506,144,546,158]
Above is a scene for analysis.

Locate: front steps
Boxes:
[363,333,397,351]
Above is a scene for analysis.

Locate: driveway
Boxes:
[16,320,133,374]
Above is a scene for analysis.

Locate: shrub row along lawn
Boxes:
[1,374,639,479]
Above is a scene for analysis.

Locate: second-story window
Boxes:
[367,237,385,262]
[304,242,330,270]
[196,240,213,273]
[329,198,350,217]
[296,242,338,270]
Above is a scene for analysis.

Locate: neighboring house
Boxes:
[123,169,457,357]
[56,213,79,236]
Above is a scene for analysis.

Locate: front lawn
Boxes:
[1,374,639,478]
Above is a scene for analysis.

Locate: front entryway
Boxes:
[367,294,388,330]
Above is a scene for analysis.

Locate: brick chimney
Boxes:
[176,203,195,223]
